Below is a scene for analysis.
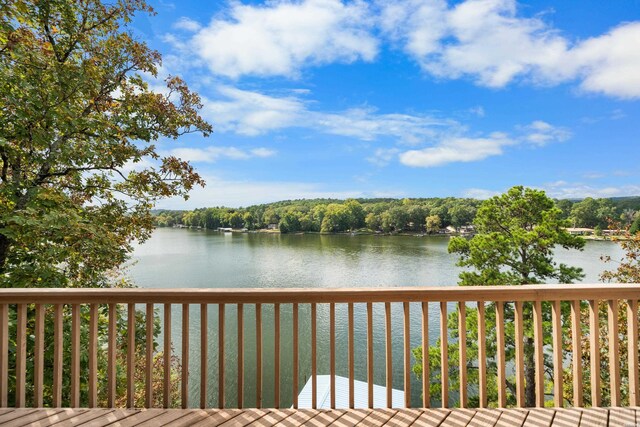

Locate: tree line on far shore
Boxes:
[154,196,640,234]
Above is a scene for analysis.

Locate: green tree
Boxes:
[570,198,616,229]
[449,204,476,228]
[365,212,381,231]
[344,199,365,230]
[0,0,211,288]
[449,186,584,286]
[630,215,640,235]
[416,186,585,407]
[425,215,441,234]
[279,212,300,233]
[320,203,349,232]
[0,0,208,407]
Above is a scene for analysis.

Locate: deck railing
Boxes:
[0,284,638,410]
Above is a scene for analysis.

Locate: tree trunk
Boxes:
[524,336,536,407]
[0,232,10,275]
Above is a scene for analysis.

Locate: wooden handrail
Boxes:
[0,284,638,411]
[0,283,638,304]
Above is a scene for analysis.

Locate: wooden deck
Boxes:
[0,407,637,426]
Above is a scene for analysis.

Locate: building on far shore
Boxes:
[567,227,594,235]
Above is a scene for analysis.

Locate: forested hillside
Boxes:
[154,196,640,234]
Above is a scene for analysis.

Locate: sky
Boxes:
[132,0,640,208]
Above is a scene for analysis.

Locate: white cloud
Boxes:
[569,22,640,98]
[380,0,640,98]
[190,0,378,78]
[542,181,640,199]
[367,148,400,166]
[173,17,202,32]
[462,188,501,199]
[203,86,461,142]
[164,146,277,163]
[399,133,514,167]
[203,86,305,135]
[521,120,571,146]
[311,107,458,144]
[157,175,363,208]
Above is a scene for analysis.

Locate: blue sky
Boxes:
[132,0,640,208]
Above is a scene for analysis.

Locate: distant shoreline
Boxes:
[161,225,631,241]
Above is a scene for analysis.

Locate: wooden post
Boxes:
[514,301,525,407]
[145,303,154,409]
[477,301,487,408]
[237,303,244,409]
[440,301,448,408]
[589,300,601,407]
[608,300,620,406]
[533,300,544,407]
[127,303,135,409]
[458,302,467,408]
[182,304,189,409]
[15,304,26,408]
[628,299,639,406]
[367,302,374,409]
[34,304,45,408]
[422,302,430,408]
[496,301,506,408]
[552,300,563,407]
[200,304,208,409]
[570,300,583,407]
[386,302,393,408]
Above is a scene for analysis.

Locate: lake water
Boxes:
[130,228,625,408]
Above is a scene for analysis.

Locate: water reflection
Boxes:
[131,228,624,408]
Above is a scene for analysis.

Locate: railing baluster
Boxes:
[16,304,26,408]
[330,302,336,409]
[608,299,620,406]
[182,303,189,409]
[107,304,117,408]
[256,303,262,408]
[589,300,601,406]
[61,304,70,407]
[274,303,280,409]
[127,303,135,408]
[552,300,563,407]
[440,301,448,408]
[200,304,208,409]
[145,303,154,409]
[106,304,116,407]
[293,303,299,409]
[89,304,98,408]
[218,303,225,409]
[570,300,583,407]
[515,301,525,407]
[385,301,393,408]
[349,302,355,409]
[496,301,506,408]
[163,303,171,409]
[533,300,544,408]
[628,299,639,406]
[34,304,44,408]
[477,301,486,408]
[458,302,467,408]
[311,303,317,409]
[0,303,7,408]
[237,303,244,409]
[367,302,374,409]
[71,304,80,408]
[403,302,411,409]
[422,301,429,408]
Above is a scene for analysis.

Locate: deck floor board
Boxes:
[2,407,640,426]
